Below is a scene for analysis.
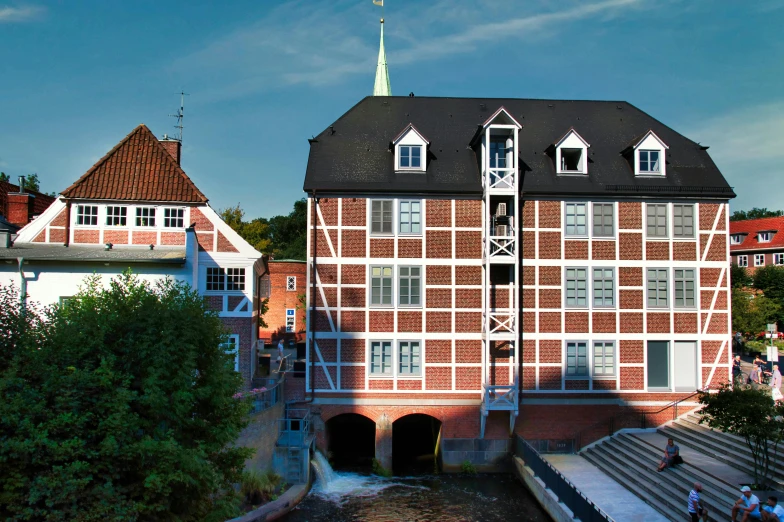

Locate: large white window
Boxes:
[647,204,668,238]
[398,266,421,307]
[136,206,156,227]
[106,206,127,227]
[398,145,422,169]
[76,205,98,226]
[593,203,614,237]
[565,268,588,308]
[399,200,421,234]
[755,254,765,267]
[647,268,669,308]
[566,341,588,377]
[370,266,393,306]
[775,253,784,265]
[674,269,695,308]
[370,340,393,376]
[593,268,614,308]
[673,204,694,238]
[639,150,660,173]
[163,207,184,228]
[398,341,421,376]
[593,342,615,377]
[371,200,393,235]
[565,203,587,236]
[738,255,748,267]
[206,267,245,292]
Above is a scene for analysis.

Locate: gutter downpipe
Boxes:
[17,257,26,312]
[307,191,318,403]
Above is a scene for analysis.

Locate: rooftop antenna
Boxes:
[169,91,189,142]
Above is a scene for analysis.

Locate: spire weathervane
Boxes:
[372,0,391,96]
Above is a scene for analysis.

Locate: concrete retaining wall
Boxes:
[236,399,285,473]
[512,456,579,522]
[440,438,511,472]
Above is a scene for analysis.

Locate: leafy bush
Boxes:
[460,460,477,475]
[241,470,281,505]
[372,458,392,477]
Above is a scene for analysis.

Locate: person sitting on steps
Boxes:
[763,496,784,522]
[733,486,762,522]
[657,438,679,472]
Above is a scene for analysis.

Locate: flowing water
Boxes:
[283,452,552,522]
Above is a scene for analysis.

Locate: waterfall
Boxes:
[312,450,335,486]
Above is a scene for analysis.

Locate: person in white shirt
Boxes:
[733,486,762,522]
[763,496,784,522]
[687,482,708,522]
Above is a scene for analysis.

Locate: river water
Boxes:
[282,452,552,522]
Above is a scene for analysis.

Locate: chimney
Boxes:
[160,135,181,165]
[7,191,35,228]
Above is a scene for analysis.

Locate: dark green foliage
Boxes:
[220,199,307,260]
[0,273,252,521]
[731,263,752,288]
[460,460,477,475]
[0,172,8,182]
[699,384,784,487]
[732,288,781,335]
[731,208,784,221]
[754,266,784,302]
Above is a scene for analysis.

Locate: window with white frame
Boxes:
[370,266,393,306]
[565,203,587,236]
[647,204,668,238]
[399,200,421,234]
[106,206,127,227]
[755,254,765,267]
[286,276,296,291]
[206,267,245,291]
[370,340,393,376]
[593,203,614,237]
[593,268,614,308]
[398,145,422,169]
[398,341,421,376]
[489,138,510,169]
[398,266,421,306]
[775,253,784,265]
[163,207,184,228]
[555,129,589,175]
[285,309,295,333]
[731,234,744,245]
[673,204,694,238]
[759,232,773,243]
[220,335,240,372]
[639,150,661,173]
[647,268,669,308]
[565,268,588,308]
[738,255,748,267]
[135,206,156,227]
[674,269,695,308]
[76,205,98,226]
[371,200,393,235]
[566,341,588,377]
[593,342,615,377]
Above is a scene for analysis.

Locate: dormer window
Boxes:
[393,123,429,173]
[730,234,744,245]
[631,130,668,177]
[555,129,590,175]
[490,138,512,168]
[398,145,422,169]
[759,231,774,243]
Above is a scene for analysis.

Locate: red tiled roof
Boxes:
[0,181,56,218]
[730,216,784,251]
[61,124,207,203]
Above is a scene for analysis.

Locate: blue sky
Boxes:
[1,0,781,219]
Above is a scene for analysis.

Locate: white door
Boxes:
[673,341,697,392]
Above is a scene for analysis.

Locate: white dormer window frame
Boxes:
[730,234,745,245]
[633,130,669,177]
[393,124,429,173]
[555,129,590,175]
[759,231,774,243]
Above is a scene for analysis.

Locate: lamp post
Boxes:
[768,323,779,362]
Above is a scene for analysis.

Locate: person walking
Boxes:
[657,438,680,472]
[688,482,709,522]
[763,496,784,522]
[734,355,744,386]
[749,364,762,389]
[732,486,762,522]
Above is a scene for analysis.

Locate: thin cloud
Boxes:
[171,0,645,102]
[0,5,45,22]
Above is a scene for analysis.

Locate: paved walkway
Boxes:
[544,453,670,522]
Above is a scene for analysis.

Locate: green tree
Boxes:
[0,273,252,521]
[732,288,781,334]
[22,173,40,192]
[754,265,784,302]
[731,263,752,288]
[0,172,8,182]
[699,384,784,487]
[268,198,306,260]
[731,208,784,221]
[220,204,272,253]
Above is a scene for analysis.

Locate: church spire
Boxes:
[373,17,391,96]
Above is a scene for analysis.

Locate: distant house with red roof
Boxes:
[730,216,784,273]
[0,180,56,231]
[0,125,263,388]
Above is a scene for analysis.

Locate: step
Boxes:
[613,435,737,504]
[679,415,784,463]
[581,449,687,522]
[610,435,736,511]
[658,425,784,487]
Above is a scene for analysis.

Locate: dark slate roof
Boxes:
[0,215,18,233]
[61,124,208,203]
[0,243,186,263]
[303,96,735,199]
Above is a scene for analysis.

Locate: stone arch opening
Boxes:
[325,413,375,470]
[392,413,442,474]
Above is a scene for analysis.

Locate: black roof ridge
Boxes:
[365,95,632,104]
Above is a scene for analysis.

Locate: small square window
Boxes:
[226,268,245,291]
[566,341,588,377]
[639,150,661,173]
[565,203,587,236]
[592,203,614,237]
[163,208,184,228]
[398,146,422,169]
[755,254,765,267]
[76,205,98,226]
[370,340,393,376]
[136,207,156,227]
[738,255,748,267]
[286,276,297,292]
[646,204,668,238]
[106,206,128,227]
[673,204,694,238]
[371,200,393,235]
[398,341,421,376]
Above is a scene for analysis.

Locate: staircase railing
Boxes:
[573,391,702,451]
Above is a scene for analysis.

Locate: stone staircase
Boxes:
[582,430,739,522]
[659,411,784,489]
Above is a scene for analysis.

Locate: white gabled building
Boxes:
[0,124,263,387]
